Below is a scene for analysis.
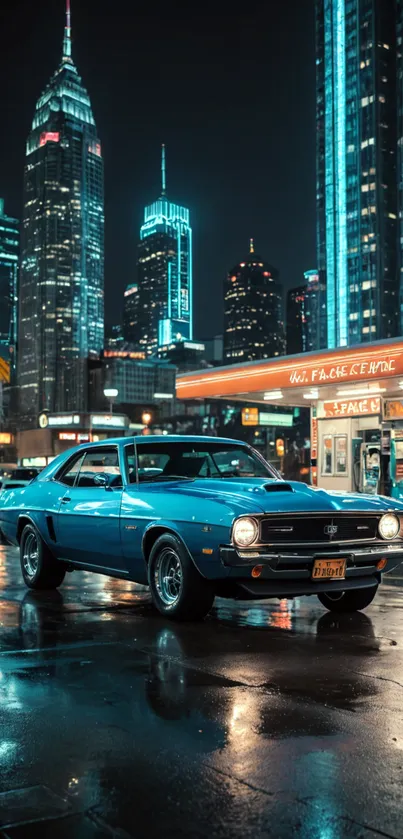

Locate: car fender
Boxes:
[141,518,231,581]
[142,519,198,566]
[16,511,52,548]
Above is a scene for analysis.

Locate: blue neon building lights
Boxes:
[316,0,400,347]
[136,147,193,355]
[0,199,19,377]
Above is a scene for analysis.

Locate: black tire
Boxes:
[20,524,66,590]
[148,533,215,621]
[318,584,378,613]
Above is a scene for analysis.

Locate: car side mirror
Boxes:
[93,473,112,490]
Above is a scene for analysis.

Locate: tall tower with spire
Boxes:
[132,146,192,354]
[18,0,104,421]
[223,240,285,363]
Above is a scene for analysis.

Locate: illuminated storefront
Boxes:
[17,412,130,465]
[176,338,403,497]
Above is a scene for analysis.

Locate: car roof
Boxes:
[74,435,246,448]
[38,435,252,481]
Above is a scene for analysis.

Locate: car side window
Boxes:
[76,447,122,488]
[57,452,86,487]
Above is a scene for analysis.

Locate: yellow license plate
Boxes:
[312,558,346,581]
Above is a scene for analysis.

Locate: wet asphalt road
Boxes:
[1,548,403,838]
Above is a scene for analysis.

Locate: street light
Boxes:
[104,387,118,414]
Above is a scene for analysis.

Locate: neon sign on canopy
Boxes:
[176,341,403,400]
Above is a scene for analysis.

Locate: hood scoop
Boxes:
[264,483,294,493]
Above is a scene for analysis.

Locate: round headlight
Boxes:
[233,517,258,547]
[379,513,400,540]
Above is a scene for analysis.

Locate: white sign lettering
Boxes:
[290,358,396,386]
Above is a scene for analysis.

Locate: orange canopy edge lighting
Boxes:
[176,340,403,400]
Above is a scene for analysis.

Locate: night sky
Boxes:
[0,0,316,341]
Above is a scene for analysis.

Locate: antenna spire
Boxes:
[249,237,254,254]
[161,144,166,196]
[63,0,72,60]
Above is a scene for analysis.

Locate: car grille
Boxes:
[259,515,380,544]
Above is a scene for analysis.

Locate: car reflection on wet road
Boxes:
[0,546,403,838]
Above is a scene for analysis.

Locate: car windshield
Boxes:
[126,442,277,483]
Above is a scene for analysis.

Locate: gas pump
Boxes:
[359,443,381,495]
[390,434,403,500]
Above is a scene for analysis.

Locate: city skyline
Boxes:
[0,0,316,342]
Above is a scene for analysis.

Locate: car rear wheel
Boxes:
[318,585,378,613]
[20,524,66,590]
[148,533,215,621]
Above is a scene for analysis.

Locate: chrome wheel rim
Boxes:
[154,548,183,607]
[23,532,39,579]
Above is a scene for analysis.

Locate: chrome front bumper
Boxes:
[220,543,403,578]
[217,543,403,599]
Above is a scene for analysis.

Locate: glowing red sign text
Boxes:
[322,397,381,418]
[39,132,60,147]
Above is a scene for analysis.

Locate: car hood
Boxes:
[170,478,403,515]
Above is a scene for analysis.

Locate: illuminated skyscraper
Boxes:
[316,0,398,347]
[0,199,19,376]
[286,270,327,355]
[123,283,139,345]
[18,1,104,420]
[397,1,403,322]
[224,240,285,363]
[136,146,192,355]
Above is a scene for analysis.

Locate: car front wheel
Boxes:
[148,533,215,621]
[318,584,378,613]
[20,524,66,590]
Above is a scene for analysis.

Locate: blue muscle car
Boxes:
[1,435,403,621]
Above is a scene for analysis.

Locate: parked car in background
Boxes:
[0,436,403,621]
[0,468,41,490]
[1,479,33,490]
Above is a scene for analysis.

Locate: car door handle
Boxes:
[61,497,71,504]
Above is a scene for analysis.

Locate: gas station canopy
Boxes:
[176,339,403,407]
[176,339,403,497]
